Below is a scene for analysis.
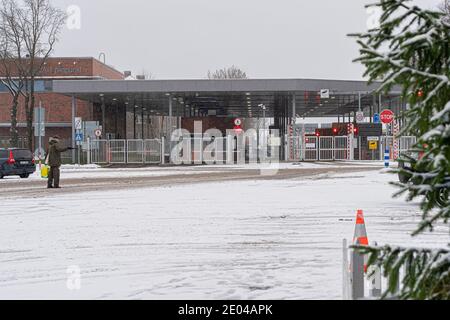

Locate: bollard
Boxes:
[351,240,365,300]
[384,147,390,168]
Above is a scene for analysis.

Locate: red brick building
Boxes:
[0,57,123,149]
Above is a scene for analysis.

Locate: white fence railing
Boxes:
[88,135,282,165]
[88,139,162,165]
[288,136,349,161]
[86,135,417,165]
[288,135,417,162]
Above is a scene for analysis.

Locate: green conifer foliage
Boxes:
[350,0,449,299]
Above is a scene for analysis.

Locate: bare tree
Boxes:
[140,68,154,80]
[207,65,248,79]
[16,0,66,151]
[0,0,27,147]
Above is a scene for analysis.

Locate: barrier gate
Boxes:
[289,136,349,161]
[319,137,334,161]
[302,136,317,161]
[288,135,416,162]
[334,136,349,160]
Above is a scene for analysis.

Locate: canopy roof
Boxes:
[53,78,402,118]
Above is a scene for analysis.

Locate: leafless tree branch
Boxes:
[207,65,248,79]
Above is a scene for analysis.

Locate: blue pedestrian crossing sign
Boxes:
[373,113,380,124]
[75,132,83,142]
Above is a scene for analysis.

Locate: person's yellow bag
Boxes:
[41,165,49,179]
[41,153,49,179]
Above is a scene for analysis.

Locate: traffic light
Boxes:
[333,128,338,135]
[353,127,359,136]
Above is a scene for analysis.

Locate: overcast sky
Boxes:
[52,0,442,80]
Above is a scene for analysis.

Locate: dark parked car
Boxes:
[0,148,36,179]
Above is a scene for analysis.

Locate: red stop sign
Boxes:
[380,109,395,124]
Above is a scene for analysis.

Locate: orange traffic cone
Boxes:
[353,209,368,245]
[353,209,369,272]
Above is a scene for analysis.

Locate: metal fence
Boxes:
[380,136,417,160]
[288,135,417,162]
[288,136,349,161]
[127,140,144,164]
[187,136,261,165]
[0,137,29,149]
[144,139,162,164]
[399,136,417,155]
[88,136,283,165]
[334,136,349,160]
[303,136,318,161]
[198,137,228,164]
[88,139,161,165]
[319,136,334,161]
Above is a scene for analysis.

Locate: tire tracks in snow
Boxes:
[0,166,380,200]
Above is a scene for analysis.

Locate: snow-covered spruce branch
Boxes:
[354,244,450,299]
[369,0,444,30]
[351,0,449,299]
[356,45,449,85]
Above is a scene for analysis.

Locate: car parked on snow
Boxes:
[0,148,36,179]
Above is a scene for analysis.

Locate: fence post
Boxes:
[160,137,165,165]
[368,265,382,298]
[226,135,233,165]
[87,137,91,165]
[126,140,129,164]
[123,140,127,164]
[368,241,382,298]
[107,140,111,164]
[141,139,144,164]
[342,239,349,300]
[200,137,204,164]
[351,240,365,300]
[284,134,288,161]
[144,139,148,164]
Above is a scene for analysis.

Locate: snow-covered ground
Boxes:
[0,164,225,181]
[0,167,447,300]
[0,161,391,182]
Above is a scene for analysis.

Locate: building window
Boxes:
[0,80,52,93]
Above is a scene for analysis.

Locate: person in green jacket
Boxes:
[46,135,74,189]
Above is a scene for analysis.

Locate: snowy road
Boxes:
[0,162,379,198]
[0,164,448,300]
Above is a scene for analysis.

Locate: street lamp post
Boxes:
[258,104,266,162]
[258,104,266,130]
